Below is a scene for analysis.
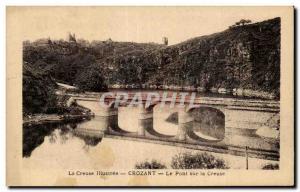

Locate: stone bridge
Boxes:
[66,92,280,160]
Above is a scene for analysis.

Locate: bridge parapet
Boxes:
[67,93,279,112]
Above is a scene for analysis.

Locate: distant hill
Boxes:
[23,17,280,98]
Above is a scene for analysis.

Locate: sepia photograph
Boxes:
[6,6,294,186]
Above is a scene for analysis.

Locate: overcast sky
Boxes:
[8,6,288,45]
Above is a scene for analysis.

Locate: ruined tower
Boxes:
[162,37,168,45]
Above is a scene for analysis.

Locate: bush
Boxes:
[171,152,229,169]
[262,163,279,170]
[135,159,167,169]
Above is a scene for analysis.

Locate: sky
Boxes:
[8,6,289,45]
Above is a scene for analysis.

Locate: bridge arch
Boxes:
[187,106,225,141]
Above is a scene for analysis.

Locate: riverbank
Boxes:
[23,84,96,126]
[23,113,93,126]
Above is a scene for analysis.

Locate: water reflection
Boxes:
[23,106,226,158]
[73,129,103,147]
[191,107,225,140]
[23,117,105,156]
[23,123,58,157]
[23,105,278,170]
[22,122,277,171]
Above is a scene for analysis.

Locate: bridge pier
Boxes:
[137,106,154,136]
[93,107,119,134]
[107,108,119,134]
[176,107,194,141]
[75,99,118,133]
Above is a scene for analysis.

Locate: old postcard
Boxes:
[6,6,294,186]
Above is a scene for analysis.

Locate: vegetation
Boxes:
[236,19,252,26]
[262,163,279,170]
[23,17,280,98]
[23,62,58,115]
[229,19,252,28]
[135,159,167,169]
[23,37,163,91]
[23,61,94,116]
[74,63,108,91]
[171,152,229,169]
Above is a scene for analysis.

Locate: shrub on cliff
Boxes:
[171,152,229,169]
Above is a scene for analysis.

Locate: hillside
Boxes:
[23,17,280,98]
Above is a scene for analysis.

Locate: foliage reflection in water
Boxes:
[23,121,104,158]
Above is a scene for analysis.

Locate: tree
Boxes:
[75,64,107,92]
[23,63,58,115]
[236,19,252,26]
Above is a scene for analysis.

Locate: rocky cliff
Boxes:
[104,17,280,98]
[23,17,280,99]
